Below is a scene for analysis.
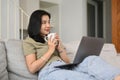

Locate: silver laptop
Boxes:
[55,36,104,69]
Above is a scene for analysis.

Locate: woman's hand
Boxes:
[55,34,64,51]
[47,35,58,54]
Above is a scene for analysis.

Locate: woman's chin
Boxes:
[46,32,50,35]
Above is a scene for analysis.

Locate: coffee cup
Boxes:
[44,33,56,42]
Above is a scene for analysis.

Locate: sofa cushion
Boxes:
[5,40,38,80]
[0,41,9,80]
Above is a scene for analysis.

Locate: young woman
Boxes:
[23,10,120,80]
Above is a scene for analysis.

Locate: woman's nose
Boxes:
[46,23,50,27]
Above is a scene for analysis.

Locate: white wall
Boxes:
[60,0,87,43]
[20,0,40,29]
[1,0,20,39]
[20,0,40,16]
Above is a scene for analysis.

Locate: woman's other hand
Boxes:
[55,34,64,51]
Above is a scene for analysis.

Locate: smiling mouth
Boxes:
[45,28,50,31]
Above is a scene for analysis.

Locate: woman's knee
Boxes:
[82,55,98,62]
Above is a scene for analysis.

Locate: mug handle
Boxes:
[44,36,48,42]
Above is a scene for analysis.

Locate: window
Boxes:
[87,0,103,38]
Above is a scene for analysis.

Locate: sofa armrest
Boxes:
[100,43,120,69]
[0,41,9,80]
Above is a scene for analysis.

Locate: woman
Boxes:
[23,10,120,80]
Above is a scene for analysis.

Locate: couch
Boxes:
[0,40,38,80]
[0,39,120,80]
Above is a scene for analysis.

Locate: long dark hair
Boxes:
[28,10,51,43]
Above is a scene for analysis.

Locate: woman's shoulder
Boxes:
[22,37,37,55]
[22,37,34,47]
[23,37,35,43]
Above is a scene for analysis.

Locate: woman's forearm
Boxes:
[58,49,70,63]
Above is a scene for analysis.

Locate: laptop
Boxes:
[54,36,104,69]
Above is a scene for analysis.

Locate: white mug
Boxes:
[44,33,56,42]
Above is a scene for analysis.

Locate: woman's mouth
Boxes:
[45,29,50,32]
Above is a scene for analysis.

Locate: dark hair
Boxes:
[28,10,51,43]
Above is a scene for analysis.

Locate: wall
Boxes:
[60,0,87,43]
[20,0,40,16]
[1,0,20,39]
[20,0,40,29]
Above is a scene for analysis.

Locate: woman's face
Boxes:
[40,15,51,36]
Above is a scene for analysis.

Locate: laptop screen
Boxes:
[73,36,104,64]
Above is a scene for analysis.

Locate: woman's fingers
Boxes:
[52,38,58,45]
[55,34,60,40]
[48,36,58,46]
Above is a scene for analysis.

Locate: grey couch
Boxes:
[0,39,120,80]
[0,40,38,80]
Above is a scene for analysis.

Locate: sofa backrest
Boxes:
[5,39,38,80]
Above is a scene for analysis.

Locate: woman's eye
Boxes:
[42,21,46,24]
[42,21,50,24]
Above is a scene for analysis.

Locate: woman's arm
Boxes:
[58,48,70,63]
[55,34,70,63]
[25,37,57,74]
[25,48,53,74]
[56,40,70,63]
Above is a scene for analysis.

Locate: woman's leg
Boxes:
[38,60,65,80]
[38,60,95,80]
[46,69,92,80]
[73,56,97,73]
[74,56,120,80]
